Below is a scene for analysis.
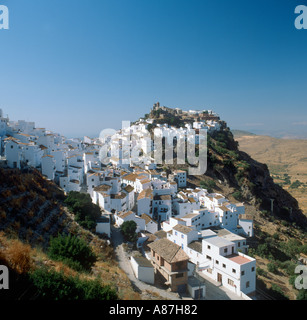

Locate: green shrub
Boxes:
[271,284,288,300]
[232,191,243,201]
[267,263,278,274]
[200,179,216,193]
[297,289,307,300]
[290,180,303,189]
[30,267,118,300]
[64,191,101,230]
[48,233,97,272]
[256,267,267,277]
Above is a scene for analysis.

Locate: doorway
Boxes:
[217,273,222,283]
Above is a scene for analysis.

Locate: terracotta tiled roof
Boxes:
[173,224,193,234]
[141,213,157,225]
[137,188,153,200]
[123,185,134,193]
[148,238,189,263]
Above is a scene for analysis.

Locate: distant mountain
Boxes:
[231,130,256,137]
[234,133,307,217]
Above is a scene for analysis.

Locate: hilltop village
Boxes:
[0,104,256,299]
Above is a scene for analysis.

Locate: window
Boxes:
[228,279,234,286]
[232,268,236,274]
[251,267,255,272]
[175,231,177,236]
[181,234,184,239]
[238,242,241,247]
[224,248,228,253]
[222,264,226,268]
[241,271,245,276]
[176,273,184,278]
[246,281,250,288]
[207,245,211,250]
[215,260,219,265]
[206,255,212,260]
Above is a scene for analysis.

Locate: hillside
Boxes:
[233,133,307,216]
[0,166,140,300]
[146,106,307,300]
[147,107,307,228]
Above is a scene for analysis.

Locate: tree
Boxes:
[48,233,97,272]
[64,191,101,230]
[120,220,137,242]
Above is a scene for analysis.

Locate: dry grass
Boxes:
[235,134,307,215]
[0,232,33,274]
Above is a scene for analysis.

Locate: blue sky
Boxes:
[0,0,307,138]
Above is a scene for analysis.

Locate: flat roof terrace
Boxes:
[226,253,252,265]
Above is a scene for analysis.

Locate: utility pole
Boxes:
[270,199,274,215]
[289,207,293,220]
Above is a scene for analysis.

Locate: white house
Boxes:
[152,194,172,222]
[59,176,82,192]
[114,211,145,232]
[137,188,153,217]
[87,172,105,197]
[0,109,8,137]
[42,155,56,180]
[140,213,158,234]
[122,185,135,211]
[130,256,155,285]
[110,192,128,212]
[163,217,256,297]
[92,187,111,212]
[50,150,66,174]
[167,224,199,252]
[95,215,111,238]
[238,214,254,237]
[173,170,187,188]
[199,236,256,296]
[4,138,22,168]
